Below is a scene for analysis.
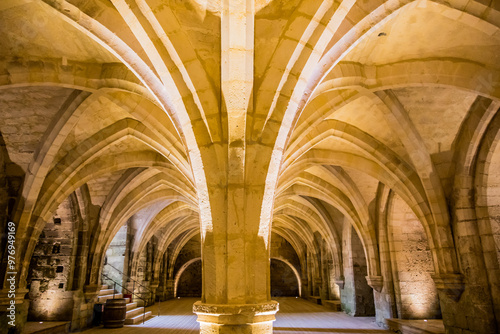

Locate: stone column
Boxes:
[307,255,314,296]
[195,153,280,333]
[149,281,159,304]
[0,288,29,334]
[301,277,309,299]
[165,279,175,300]
[374,194,398,326]
[320,243,329,301]
[193,1,279,332]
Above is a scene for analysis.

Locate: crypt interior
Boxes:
[0,0,499,333]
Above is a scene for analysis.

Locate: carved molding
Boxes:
[83,284,100,303]
[193,300,279,315]
[335,276,345,289]
[431,273,465,302]
[365,275,384,292]
[193,300,279,325]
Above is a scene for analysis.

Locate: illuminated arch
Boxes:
[173,257,202,298]
[271,257,302,297]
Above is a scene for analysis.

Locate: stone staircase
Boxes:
[98,285,153,324]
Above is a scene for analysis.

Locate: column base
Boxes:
[193,300,279,334]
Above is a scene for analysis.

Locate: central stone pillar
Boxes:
[194,0,279,332]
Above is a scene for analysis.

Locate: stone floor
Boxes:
[80,297,390,334]
[273,297,389,334]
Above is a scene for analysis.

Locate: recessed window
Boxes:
[56,266,64,273]
[53,217,62,225]
[52,243,60,254]
[58,283,64,289]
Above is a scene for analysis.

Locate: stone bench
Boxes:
[385,318,445,334]
[322,300,342,311]
[24,321,70,334]
[307,296,321,304]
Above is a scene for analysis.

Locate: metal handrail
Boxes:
[101,273,150,324]
[104,263,155,303]
[102,264,161,318]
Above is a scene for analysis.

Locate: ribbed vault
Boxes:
[0,1,499,333]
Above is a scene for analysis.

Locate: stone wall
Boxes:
[389,195,441,319]
[27,198,75,321]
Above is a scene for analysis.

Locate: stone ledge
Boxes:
[307,296,321,304]
[322,300,341,311]
[366,275,384,292]
[430,273,465,302]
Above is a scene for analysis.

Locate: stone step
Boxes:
[126,302,138,311]
[124,311,153,325]
[98,289,115,296]
[97,293,123,303]
[101,285,108,290]
[124,297,131,303]
[126,306,145,318]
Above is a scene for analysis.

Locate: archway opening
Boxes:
[271,258,300,297]
[176,258,202,297]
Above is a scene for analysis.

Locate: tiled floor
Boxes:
[81,297,390,334]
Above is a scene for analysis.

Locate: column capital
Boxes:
[193,300,279,333]
[83,284,100,303]
[431,273,465,302]
[335,276,345,289]
[365,275,384,292]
